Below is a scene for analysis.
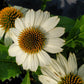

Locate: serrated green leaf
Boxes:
[0,44,21,81]
[0,62,21,81]
[57,16,75,32]
[68,15,84,39]
[21,71,31,84]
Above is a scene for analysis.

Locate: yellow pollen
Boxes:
[59,73,83,84]
[18,27,46,54]
[0,7,23,32]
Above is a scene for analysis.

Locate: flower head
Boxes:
[8,9,65,71]
[39,53,84,84]
[0,7,23,31]
[0,6,28,46]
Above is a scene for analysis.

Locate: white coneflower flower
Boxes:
[0,6,28,46]
[39,53,84,84]
[8,9,65,71]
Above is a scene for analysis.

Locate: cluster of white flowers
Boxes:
[0,6,84,84]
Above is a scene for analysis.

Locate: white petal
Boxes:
[23,54,39,71]
[9,28,18,44]
[43,44,63,53]
[25,9,35,28]
[16,52,27,65]
[14,5,28,15]
[78,64,84,80]
[34,10,43,27]
[57,53,70,74]
[37,50,51,66]
[46,27,65,38]
[4,31,13,46]
[41,66,61,81]
[8,43,21,57]
[20,18,25,26]
[45,38,65,48]
[41,16,60,32]
[9,28,20,37]
[0,28,5,39]
[40,11,50,26]
[15,18,25,31]
[25,10,31,28]
[39,75,57,84]
[51,58,65,77]
[30,9,35,27]
[68,53,77,74]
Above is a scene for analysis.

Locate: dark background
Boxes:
[0,0,84,84]
[4,0,84,19]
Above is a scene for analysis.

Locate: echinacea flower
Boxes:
[0,6,28,46]
[39,53,84,84]
[8,9,65,71]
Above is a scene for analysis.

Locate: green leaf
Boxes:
[32,67,42,82]
[68,15,84,39]
[65,15,84,48]
[0,44,21,81]
[67,19,80,39]
[80,25,84,32]
[0,62,21,81]
[21,71,31,84]
[57,16,75,32]
[79,32,84,38]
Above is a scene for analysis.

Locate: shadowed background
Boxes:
[4,0,84,18]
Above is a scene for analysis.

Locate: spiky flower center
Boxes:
[18,27,46,54]
[59,73,83,84]
[0,7,23,32]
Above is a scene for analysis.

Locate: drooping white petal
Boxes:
[45,38,65,48]
[34,10,43,27]
[68,53,77,74]
[9,28,18,44]
[0,28,5,39]
[40,11,50,26]
[41,66,61,81]
[51,58,66,77]
[15,18,25,31]
[37,50,51,66]
[23,54,39,71]
[43,44,63,53]
[78,64,84,80]
[25,9,35,28]
[46,27,65,38]
[39,75,57,84]
[4,30,13,46]
[20,18,25,26]
[41,16,60,32]
[16,52,27,65]
[56,53,70,74]
[14,5,28,15]
[8,44,21,57]
[9,28,20,37]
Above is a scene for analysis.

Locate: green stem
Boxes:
[27,70,31,84]
[65,36,78,45]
